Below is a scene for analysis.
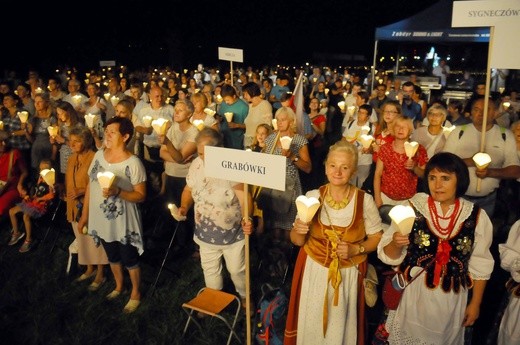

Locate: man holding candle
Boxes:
[134,86,174,193]
[63,79,88,112]
[443,98,520,217]
[218,84,248,150]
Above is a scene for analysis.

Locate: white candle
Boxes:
[404,141,419,159]
[295,195,320,223]
[40,168,56,186]
[272,119,278,130]
[224,112,234,123]
[389,205,416,235]
[151,118,169,135]
[337,101,346,111]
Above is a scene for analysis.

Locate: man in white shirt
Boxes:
[443,98,520,217]
[432,59,450,88]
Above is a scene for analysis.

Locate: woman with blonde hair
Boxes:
[261,106,311,246]
[285,140,383,344]
[190,92,218,130]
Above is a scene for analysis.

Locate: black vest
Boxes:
[399,205,480,293]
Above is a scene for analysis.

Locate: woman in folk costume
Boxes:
[284,140,383,345]
[377,152,494,344]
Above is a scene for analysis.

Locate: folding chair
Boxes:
[181,287,242,345]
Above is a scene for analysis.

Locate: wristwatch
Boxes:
[358,243,366,254]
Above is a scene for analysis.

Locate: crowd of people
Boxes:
[0,64,519,343]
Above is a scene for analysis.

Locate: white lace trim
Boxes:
[410,193,475,239]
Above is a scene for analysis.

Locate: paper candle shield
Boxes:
[503,102,511,110]
[271,119,278,130]
[110,96,120,107]
[404,141,419,158]
[359,134,374,149]
[473,152,491,170]
[224,112,234,123]
[337,101,346,111]
[347,105,356,116]
[295,195,320,223]
[280,136,293,150]
[84,114,96,128]
[151,118,169,135]
[72,95,82,107]
[142,115,153,128]
[388,205,416,235]
[40,168,56,186]
[442,125,456,139]
[204,108,216,117]
[193,119,205,131]
[104,93,111,101]
[97,171,115,189]
[47,126,58,137]
[168,203,187,222]
[18,111,29,123]
[360,125,371,135]
[215,95,223,104]
[0,121,4,131]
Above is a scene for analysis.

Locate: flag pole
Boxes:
[244,182,252,345]
[477,26,494,192]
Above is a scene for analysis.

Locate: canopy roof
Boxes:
[375,0,490,42]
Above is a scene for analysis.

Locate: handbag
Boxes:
[382,261,433,310]
[364,263,379,307]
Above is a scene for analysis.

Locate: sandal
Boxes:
[88,278,106,291]
[8,232,25,246]
[123,299,141,314]
[106,290,123,300]
[75,269,97,282]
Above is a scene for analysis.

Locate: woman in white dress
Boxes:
[284,140,383,345]
[377,152,494,344]
[78,116,146,314]
[497,219,520,345]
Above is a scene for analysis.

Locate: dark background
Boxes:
[6,0,489,76]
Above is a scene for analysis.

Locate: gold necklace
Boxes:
[324,184,351,210]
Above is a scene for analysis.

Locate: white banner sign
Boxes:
[453,0,520,69]
[204,146,286,190]
[218,47,244,63]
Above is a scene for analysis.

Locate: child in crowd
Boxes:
[250,123,272,152]
[8,159,56,253]
[251,124,273,236]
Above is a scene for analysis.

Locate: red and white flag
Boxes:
[289,73,305,136]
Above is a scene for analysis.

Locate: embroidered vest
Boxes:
[399,205,480,293]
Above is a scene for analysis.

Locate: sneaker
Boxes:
[8,232,25,246]
[19,240,33,253]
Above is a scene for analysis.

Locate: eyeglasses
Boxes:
[383,110,399,114]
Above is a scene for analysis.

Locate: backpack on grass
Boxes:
[254,283,289,345]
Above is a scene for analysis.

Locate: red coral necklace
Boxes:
[428,196,460,237]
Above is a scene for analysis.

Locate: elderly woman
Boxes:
[261,106,311,246]
[374,117,428,208]
[65,126,108,289]
[77,117,146,314]
[411,104,450,159]
[377,152,494,344]
[178,128,252,307]
[284,140,383,345]
[190,92,218,131]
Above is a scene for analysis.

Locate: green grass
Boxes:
[0,216,282,345]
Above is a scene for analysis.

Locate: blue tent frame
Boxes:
[371,0,490,88]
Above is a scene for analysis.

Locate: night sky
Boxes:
[7,0,444,75]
